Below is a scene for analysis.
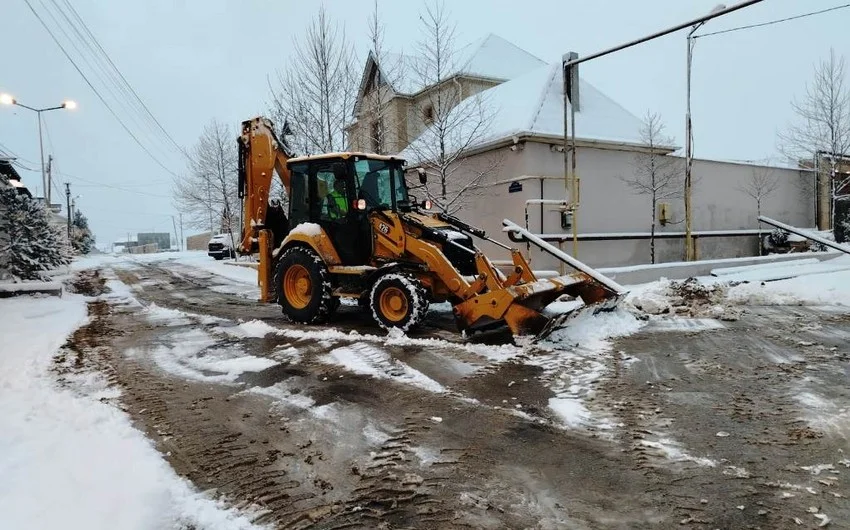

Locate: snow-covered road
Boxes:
[3,250,850,528]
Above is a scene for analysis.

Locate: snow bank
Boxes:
[0,295,261,529]
[727,257,850,307]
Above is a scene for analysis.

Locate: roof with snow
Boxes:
[400,62,650,162]
[372,34,545,98]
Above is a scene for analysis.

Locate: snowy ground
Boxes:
[0,293,262,529]
[4,249,849,528]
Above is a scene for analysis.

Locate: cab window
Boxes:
[353,159,407,210]
[288,162,310,225]
[314,162,349,222]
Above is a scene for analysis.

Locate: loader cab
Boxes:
[286,153,409,265]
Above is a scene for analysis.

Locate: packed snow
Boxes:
[320,343,446,393]
[131,328,278,384]
[0,294,262,529]
[727,256,850,307]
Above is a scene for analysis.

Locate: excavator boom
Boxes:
[237,117,292,255]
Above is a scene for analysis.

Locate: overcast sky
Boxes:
[1,0,847,248]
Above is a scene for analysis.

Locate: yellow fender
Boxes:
[276,225,343,266]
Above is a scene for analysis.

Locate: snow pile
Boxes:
[0,295,261,529]
[320,343,445,393]
[727,257,850,307]
[544,309,643,351]
[625,280,674,315]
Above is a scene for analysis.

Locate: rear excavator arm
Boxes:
[237,117,292,301]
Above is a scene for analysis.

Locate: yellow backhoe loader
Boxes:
[237,116,625,338]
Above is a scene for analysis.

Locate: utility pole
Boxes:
[172,216,179,251]
[64,182,71,239]
[179,213,184,251]
[46,155,53,209]
[563,52,580,257]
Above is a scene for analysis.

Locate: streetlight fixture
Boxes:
[684,4,725,261]
[0,93,77,206]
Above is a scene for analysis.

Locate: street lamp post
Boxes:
[684,4,725,261]
[0,94,76,206]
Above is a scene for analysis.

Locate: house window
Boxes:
[371,119,384,153]
[423,104,434,124]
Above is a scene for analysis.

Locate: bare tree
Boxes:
[173,119,239,252]
[269,6,356,155]
[405,0,497,214]
[621,111,682,264]
[779,49,850,229]
[738,163,780,255]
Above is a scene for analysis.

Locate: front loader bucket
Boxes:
[496,219,630,339]
[500,271,622,337]
[534,293,624,341]
[455,270,622,338]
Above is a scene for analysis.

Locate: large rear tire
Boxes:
[369,274,429,332]
[275,247,335,324]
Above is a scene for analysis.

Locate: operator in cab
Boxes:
[326,176,349,220]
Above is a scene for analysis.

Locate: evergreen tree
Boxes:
[0,186,72,280]
[71,209,95,254]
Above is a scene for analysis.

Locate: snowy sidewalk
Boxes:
[0,294,261,530]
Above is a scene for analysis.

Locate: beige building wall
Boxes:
[186,232,212,251]
[349,76,501,155]
[440,140,813,268]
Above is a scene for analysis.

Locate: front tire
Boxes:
[369,274,429,332]
[274,247,335,324]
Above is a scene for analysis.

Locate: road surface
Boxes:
[61,256,850,529]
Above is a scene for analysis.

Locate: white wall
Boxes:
[446,140,813,268]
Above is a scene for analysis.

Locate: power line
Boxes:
[23,0,182,179]
[694,3,850,38]
[56,0,190,159]
[54,169,172,198]
[41,0,179,164]
[34,0,177,167]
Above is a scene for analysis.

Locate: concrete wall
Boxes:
[443,140,814,269]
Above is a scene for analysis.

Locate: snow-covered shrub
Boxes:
[0,187,72,280]
[71,210,95,254]
[768,228,789,247]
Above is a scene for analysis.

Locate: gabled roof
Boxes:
[359,34,545,102]
[400,62,654,162]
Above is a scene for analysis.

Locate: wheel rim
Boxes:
[283,264,312,309]
[379,286,409,323]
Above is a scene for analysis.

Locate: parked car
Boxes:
[207,234,235,260]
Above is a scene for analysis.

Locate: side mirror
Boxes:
[417,168,427,185]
